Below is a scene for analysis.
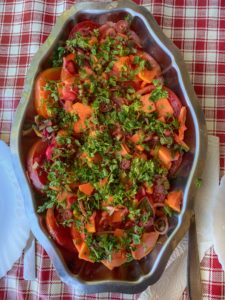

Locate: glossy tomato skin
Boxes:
[46,208,76,252]
[61,53,76,82]
[164,87,182,117]
[27,140,48,191]
[69,20,100,39]
[169,152,183,175]
[35,67,61,118]
[139,85,182,118]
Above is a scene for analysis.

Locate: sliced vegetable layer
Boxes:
[28,18,189,270]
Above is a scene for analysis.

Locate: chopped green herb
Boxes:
[150,85,168,102]
[195,178,203,188]
[163,205,173,217]
[52,46,66,67]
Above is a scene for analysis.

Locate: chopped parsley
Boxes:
[52,46,66,67]
[31,18,189,268]
[195,178,203,188]
[66,32,90,50]
[44,80,59,102]
[150,83,168,102]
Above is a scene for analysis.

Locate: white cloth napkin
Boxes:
[212,175,225,271]
[139,135,220,300]
[0,141,30,278]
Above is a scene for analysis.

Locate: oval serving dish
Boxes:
[10,0,207,294]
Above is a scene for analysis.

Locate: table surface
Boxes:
[0,0,225,299]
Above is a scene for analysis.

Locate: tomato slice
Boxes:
[101,250,127,270]
[71,224,83,252]
[164,87,182,117]
[69,20,100,39]
[121,79,142,91]
[137,51,161,83]
[131,232,159,260]
[46,208,76,252]
[137,85,182,118]
[27,140,48,191]
[35,67,61,118]
[61,53,76,82]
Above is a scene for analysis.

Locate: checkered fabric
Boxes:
[0,0,225,299]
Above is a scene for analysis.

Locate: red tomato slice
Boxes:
[137,84,155,95]
[59,83,79,102]
[71,225,83,251]
[35,67,61,118]
[137,51,161,83]
[138,85,182,118]
[164,87,182,118]
[101,250,127,270]
[27,140,48,191]
[46,208,75,252]
[61,53,76,82]
[169,152,183,175]
[69,20,100,39]
[131,232,159,260]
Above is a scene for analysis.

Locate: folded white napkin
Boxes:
[139,135,220,300]
[212,175,225,271]
[0,141,30,278]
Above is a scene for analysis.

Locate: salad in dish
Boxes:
[27,18,189,270]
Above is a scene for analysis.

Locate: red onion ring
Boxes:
[138,197,156,217]
[78,200,87,217]
[128,30,142,48]
[136,84,155,96]
[154,216,169,235]
[116,20,129,33]
[140,51,161,75]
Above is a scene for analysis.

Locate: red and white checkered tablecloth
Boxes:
[0,0,225,299]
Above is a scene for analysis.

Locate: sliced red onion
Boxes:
[99,21,115,39]
[144,133,154,142]
[45,143,55,161]
[105,206,115,216]
[153,202,166,218]
[61,85,78,102]
[152,179,166,202]
[154,216,169,235]
[124,220,135,229]
[140,52,161,74]
[143,217,154,231]
[105,28,116,38]
[135,186,146,201]
[169,152,183,175]
[117,33,128,40]
[120,159,131,170]
[99,21,115,32]
[78,200,87,217]
[62,91,77,102]
[112,96,128,107]
[139,196,155,217]
[128,30,142,48]
[56,208,73,224]
[96,230,115,235]
[112,124,123,140]
[32,161,39,170]
[62,209,73,221]
[116,20,129,33]
[66,196,77,209]
[164,129,171,137]
[99,102,112,113]
[65,60,77,74]
[137,84,155,95]
[99,212,110,229]
[42,128,50,139]
[153,202,164,209]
